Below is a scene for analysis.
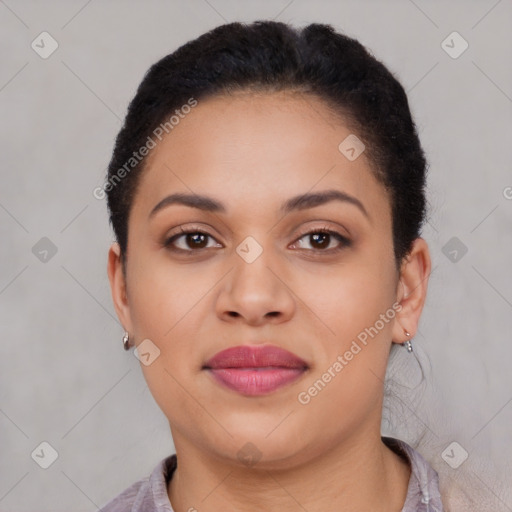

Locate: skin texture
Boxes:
[107,90,431,512]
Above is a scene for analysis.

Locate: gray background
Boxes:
[1,0,511,510]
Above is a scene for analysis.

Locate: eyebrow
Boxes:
[149,189,369,220]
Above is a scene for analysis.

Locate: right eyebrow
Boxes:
[149,193,226,219]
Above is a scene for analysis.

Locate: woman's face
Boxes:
[108,90,427,468]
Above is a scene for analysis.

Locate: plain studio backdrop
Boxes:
[1,1,511,511]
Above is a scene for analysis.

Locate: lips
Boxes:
[204,344,308,370]
[203,345,308,396]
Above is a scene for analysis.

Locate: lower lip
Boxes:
[206,367,306,396]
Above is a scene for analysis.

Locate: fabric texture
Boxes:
[99,437,444,511]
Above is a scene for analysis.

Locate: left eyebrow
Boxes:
[148,189,369,221]
[280,189,369,220]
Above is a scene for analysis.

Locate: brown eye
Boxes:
[164,229,221,252]
[292,228,351,253]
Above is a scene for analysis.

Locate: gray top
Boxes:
[99,437,444,511]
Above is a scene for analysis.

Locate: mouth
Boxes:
[203,344,309,396]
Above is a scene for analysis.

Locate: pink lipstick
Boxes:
[203,344,308,396]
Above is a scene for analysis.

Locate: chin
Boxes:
[206,417,313,470]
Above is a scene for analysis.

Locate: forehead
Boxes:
[131,90,390,223]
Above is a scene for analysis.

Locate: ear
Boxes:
[107,242,133,333]
[391,237,431,344]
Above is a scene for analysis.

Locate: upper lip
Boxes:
[203,344,308,370]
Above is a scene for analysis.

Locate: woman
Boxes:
[100,20,443,511]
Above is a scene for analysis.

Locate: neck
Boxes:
[167,427,411,512]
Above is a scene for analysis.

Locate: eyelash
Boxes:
[163,225,351,255]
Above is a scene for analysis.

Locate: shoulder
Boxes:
[99,477,149,512]
[436,460,512,512]
[386,437,512,512]
[98,454,177,512]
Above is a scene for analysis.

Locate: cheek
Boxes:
[302,259,397,399]
[127,252,205,338]
[127,261,211,427]
[285,287,395,456]
[310,258,397,340]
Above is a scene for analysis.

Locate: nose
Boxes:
[215,246,295,327]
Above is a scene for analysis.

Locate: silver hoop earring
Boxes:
[404,330,413,353]
[123,331,130,351]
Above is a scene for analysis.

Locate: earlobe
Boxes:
[391,238,431,344]
[107,242,132,333]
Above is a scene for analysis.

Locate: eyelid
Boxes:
[163,222,352,254]
[163,224,222,251]
[290,225,351,251]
